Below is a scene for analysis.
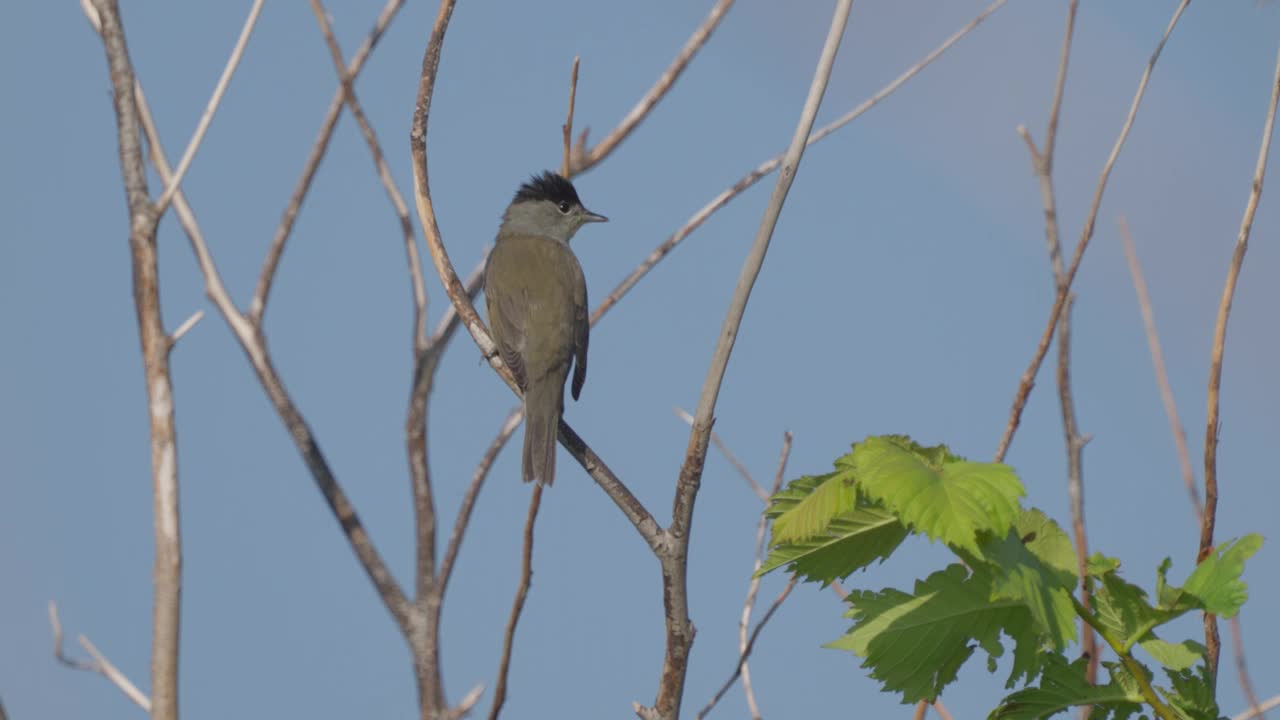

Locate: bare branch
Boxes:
[169,309,205,346]
[49,602,152,712]
[660,3,851,717]
[309,0,426,352]
[439,406,523,596]
[932,701,955,720]
[570,0,735,176]
[994,0,1192,463]
[1118,218,1202,522]
[562,56,580,177]
[489,485,545,720]
[409,0,663,553]
[128,0,415,649]
[1234,695,1280,720]
[913,701,929,720]
[1201,43,1280,681]
[1229,616,1268,720]
[251,0,408,324]
[674,407,768,502]
[153,0,264,216]
[592,0,1007,327]
[695,575,798,719]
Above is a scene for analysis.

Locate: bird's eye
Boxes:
[557,201,572,214]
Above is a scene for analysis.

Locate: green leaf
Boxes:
[828,564,1038,703]
[758,505,908,583]
[1161,664,1225,720]
[1087,553,1122,577]
[770,472,857,544]
[852,436,1024,553]
[1091,561,1203,670]
[1140,639,1205,672]
[976,529,1077,650]
[990,655,1144,720]
[1178,534,1263,617]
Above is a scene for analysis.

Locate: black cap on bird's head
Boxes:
[512,171,583,207]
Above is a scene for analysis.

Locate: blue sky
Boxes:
[2,1,1277,718]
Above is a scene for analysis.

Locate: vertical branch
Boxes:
[488,485,545,720]
[994,0,1192,463]
[1200,44,1280,682]
[562,57,580,178]
[86,2,181,717]
[1229,617,1268,720]
[654,2,853,718]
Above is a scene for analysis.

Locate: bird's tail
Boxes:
[522,379,562,485]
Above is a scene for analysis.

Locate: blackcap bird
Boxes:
[484,171,607,485]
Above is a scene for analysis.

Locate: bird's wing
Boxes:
[571,261,588,401]
[484,255,529,392]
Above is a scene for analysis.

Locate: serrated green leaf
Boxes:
[770,471,857,544]
[852,436,1025,553]
[976,529,1078,650]
[758,505,908,583]
[1093,572,1164,648]
[1016,509,1080,588]
[990,655,1144,720]
[1140,639,1204,672]
[765,472,836,520]
[1161,665,1225,720]
[1178,535,1262,617]
[1087,553,1122,577]
[828,564,1038,703]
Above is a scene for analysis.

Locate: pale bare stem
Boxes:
[84,2,182,717]
[410,0,663,553]
[913,702,929,720]
[695,575,798,719]
[674,407,767,501]
[49,602,152,712]
[994,0,1192,464]
[570,0,735,176]
[445,685,486,720]
[1016,1,1098,691]
[309,0,426,351]
[932,701,955,720]
[127,0,416,659]
[439,406,523,595]
[1229,617,1268,720]
[1118,218,1203,523]
[659,5,851,719]
[152,0,264,216]
[736,433,792,719]
[591,0,1007,328]
[251,0,409,324]
[562,56,580,177]
[1234,695,1280,720]
[489,485,545,720]
[168,309,205,346]
[1201,44,1280,683]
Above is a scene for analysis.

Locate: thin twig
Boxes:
[591,0,1007,327]
[933,701,955,720]
[736,434,792,719]
[570,0,735,176]
[1230,616,1268,720]
[1118,218,1202,522]
[308,0,426,352]
[913,702,929,720]
[169,309,205,345]
[439,406,523,595]
[49,602,152,712]
[562,56,580,177]
[251,0,408,324]
[674,407,768,501]
[1201,44,1280,682]
[994,0,1192,463]
[84,2,183,716]
[695,575,798,719]
[153,0,264,216]
[1234,695,1280,720]
[409,0,664,554]
[660,4,851,718]
[489,485,545,720]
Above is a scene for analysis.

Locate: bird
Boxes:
[484,171,607,485]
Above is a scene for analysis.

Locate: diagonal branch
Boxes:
[994,0,1192,464]
[569,0,735,176]
[674,407,768,502]
[1200,43,1280,683]
[49,601,152,712]
[695,575,798,720]
[591,0,1007,327]
[251,0,408,324]
[488,485,545,720]
[655,3,852,717]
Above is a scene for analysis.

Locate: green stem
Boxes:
[1072,596,1179,720]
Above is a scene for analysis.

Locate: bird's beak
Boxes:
[582,208,609,223]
